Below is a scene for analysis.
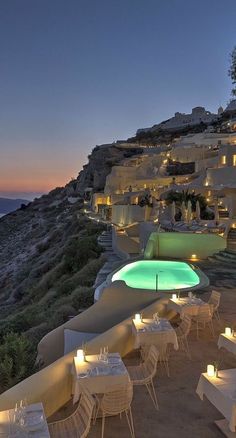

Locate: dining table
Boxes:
[0,402,50,437]
[132,317,178,350]
[218,333,236,356]
[196,368,236,433]
[168,296,208,317]
[72,352,130,404]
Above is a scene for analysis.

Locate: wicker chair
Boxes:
[140,337,171,377]
[127,345,159,410]
[48,389,95,438]
[96,382,135,438]
[175,315,191,358]
[208,290,221,321]
[191,304,215,339]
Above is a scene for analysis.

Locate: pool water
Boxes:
[112,260,200,291]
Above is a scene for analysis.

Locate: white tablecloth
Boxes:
[168,297,207,317]
[218,334,236,356]
[0,403,50,437]
[196,369,236,432]
[132,318,178,350]
[72,353,130,404]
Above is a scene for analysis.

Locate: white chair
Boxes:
[48,389,95,438]
[96,382,135,438]
[192,304,215,339]
[208,290,221,321]
[127,345,159,409]
[140,336,171,377]
[175,315,191,358]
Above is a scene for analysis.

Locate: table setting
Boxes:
[168,292,207,317]
[72,348,130,404]
[196,367,236,433]
[0,402,50,437]
[132,313,178,350]
[218,326,236,356]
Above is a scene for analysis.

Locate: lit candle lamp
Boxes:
[76,349,85,363]
[172,293,177,301]
[207,364,215,377]
[134,313,142,323]
[225,327,232,336]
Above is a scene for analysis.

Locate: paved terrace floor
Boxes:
[49,260,236,438]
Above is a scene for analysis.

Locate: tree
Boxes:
[165,190,207,212]
[229,47,236,97]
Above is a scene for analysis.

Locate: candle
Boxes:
[207,364,215,377]
[225,327,232,336]
[76,349,85,362]
[134,313,141,323]
[172,293,177,301]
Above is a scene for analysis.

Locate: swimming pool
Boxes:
[111,260,201,291]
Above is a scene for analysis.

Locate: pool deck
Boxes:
[50,259,236,437]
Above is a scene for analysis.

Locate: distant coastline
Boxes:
[0,198,30,216]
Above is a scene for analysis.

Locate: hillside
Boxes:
[0,185,106,391]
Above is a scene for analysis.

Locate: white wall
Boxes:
[111,204,151,226]
[144,232,226,260]
[207,166,236,186]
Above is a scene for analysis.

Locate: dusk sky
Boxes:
[0,0,236,199]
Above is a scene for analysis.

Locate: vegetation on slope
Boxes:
[0,188,106,392]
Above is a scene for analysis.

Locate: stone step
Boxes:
[218,250,236,260]
[224,248,236,255]
[211,254,236,263]
[209,248,236,263]
[227,242,236,250]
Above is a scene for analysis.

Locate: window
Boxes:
[233,155,236,166]
[221,155,226,165]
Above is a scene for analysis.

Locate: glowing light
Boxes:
[207,364,215,377]
[225,327,232,336]
[172,293,177,300]
[134,313,142,323]
[76,349,85,363]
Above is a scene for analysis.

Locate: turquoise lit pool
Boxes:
[112,260,200,291]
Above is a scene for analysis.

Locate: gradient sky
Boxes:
[0,0,236,198]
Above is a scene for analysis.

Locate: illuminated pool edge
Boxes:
[110,260,209,293]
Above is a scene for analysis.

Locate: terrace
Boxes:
[0,258,235,437]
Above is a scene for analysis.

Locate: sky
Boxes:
[0,0,236,199]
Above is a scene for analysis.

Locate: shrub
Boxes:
[25,323,50,345]
[71,286,94,310]
[64,235,103,273]
[50,304,76,328]
[0,332,36,392]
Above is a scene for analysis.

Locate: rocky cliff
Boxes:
[76,143,143,195]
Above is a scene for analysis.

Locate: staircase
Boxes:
[209,227,236,263]
[209,249,236,264]
[227,227,236,252]
[94,230,122,291]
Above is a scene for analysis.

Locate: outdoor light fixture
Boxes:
[172,293,177,301]
[76,349,85,363]
[207,364,215,377]
[225,327,232,336]
[134,313,142,323]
